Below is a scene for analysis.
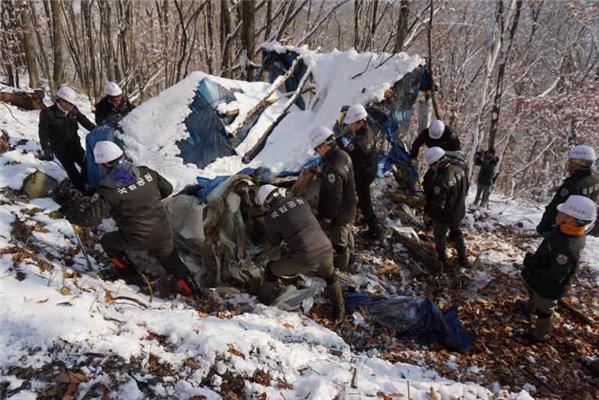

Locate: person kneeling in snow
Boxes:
[520,195,596,342]
[62,141,200,296]
[256,184,345,321]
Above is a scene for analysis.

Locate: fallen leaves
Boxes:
[54,371,88,384]
[227,344,246,359]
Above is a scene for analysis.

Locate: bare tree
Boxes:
[50,0,65,90]
[394,0,411,53]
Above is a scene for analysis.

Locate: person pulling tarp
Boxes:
[256,184,345,321]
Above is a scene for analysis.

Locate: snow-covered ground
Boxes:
[2,83,596,399]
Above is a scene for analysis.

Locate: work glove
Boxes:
[523,252,536,269]
[39,149,54,161]
[320,218,332,231]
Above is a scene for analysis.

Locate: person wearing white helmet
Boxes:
[521,195,596,342]
[62,141,200,297]
[94,81,135,125]
[409,119,461,161]
[38,85,96,192]
[255,184,345,320]
[422,147,470,270]
[307,125,357,272]
[336,104,382,239]
[536,144,598,235]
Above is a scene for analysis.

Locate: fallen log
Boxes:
[390,226,442,274]
[558,299,595,325]
[0,89,45,110]
[385,191,425,208]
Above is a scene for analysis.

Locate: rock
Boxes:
[22,170,59,199]
[0,129,10,153]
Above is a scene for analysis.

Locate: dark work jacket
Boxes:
[264,193,333,262]
[522,228,586,300]
[337,125,377,180]
[318,146,357,225]
[475,154,499,186]
[65,163,173,246]
[38,104,96,155]
[94,96,135,125]
[423,158,468,225]
[537,168,599,234]
[409,126,461,159]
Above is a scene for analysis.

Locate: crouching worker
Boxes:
[256,184,345,321]
[62,141,200,296]
[520,195,596,342]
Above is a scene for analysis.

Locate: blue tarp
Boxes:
[176,79,236,168]
[259,50,307,110]
[345,292,475,352]
[85,115,125,188]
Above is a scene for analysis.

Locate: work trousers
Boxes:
[432,221,467,264]
[101,231,190,280]
[55,142,87,191]
[355,171,379,232]
[474,184,492,207]
[327,223,354,272]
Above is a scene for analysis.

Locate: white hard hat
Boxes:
[256,184,279,206]
[429,119,445,139]
[568,145,596,162]
[105,81,123,97]
[425,146,446,165]
[309,126,334,149]
[94,141,124,164]
[556,195,597,222]
[344,104,368,125]
[56,86,78,105]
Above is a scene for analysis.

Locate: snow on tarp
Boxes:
[118,71,284,190]
[116,46,424,191]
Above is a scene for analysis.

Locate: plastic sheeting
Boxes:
[85,116,125,188]
[369,68,424,181]
[258,49,307,110]
[176,79,236,168]
[345,292,475,352]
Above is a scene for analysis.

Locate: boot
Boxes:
[258,279,281,305]
[530,317,552,342]
[325,279,345,322]
[458,256,471,269]
[514,298,534,316]
[176,275,201,296]
[98,257,137,282]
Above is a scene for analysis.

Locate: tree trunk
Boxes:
[220,0,233,77]
[394,0,411,53]
[353,0,360,49]
[240,0,255,80]
[467,0,504,179]
[19,2,40,88]
[487,0,522,151]
[50,0,64,90]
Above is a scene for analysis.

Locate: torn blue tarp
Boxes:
[85,117,125,188]
[176,79,236,168]
[258,49,307,110]
[345,292,475,352]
